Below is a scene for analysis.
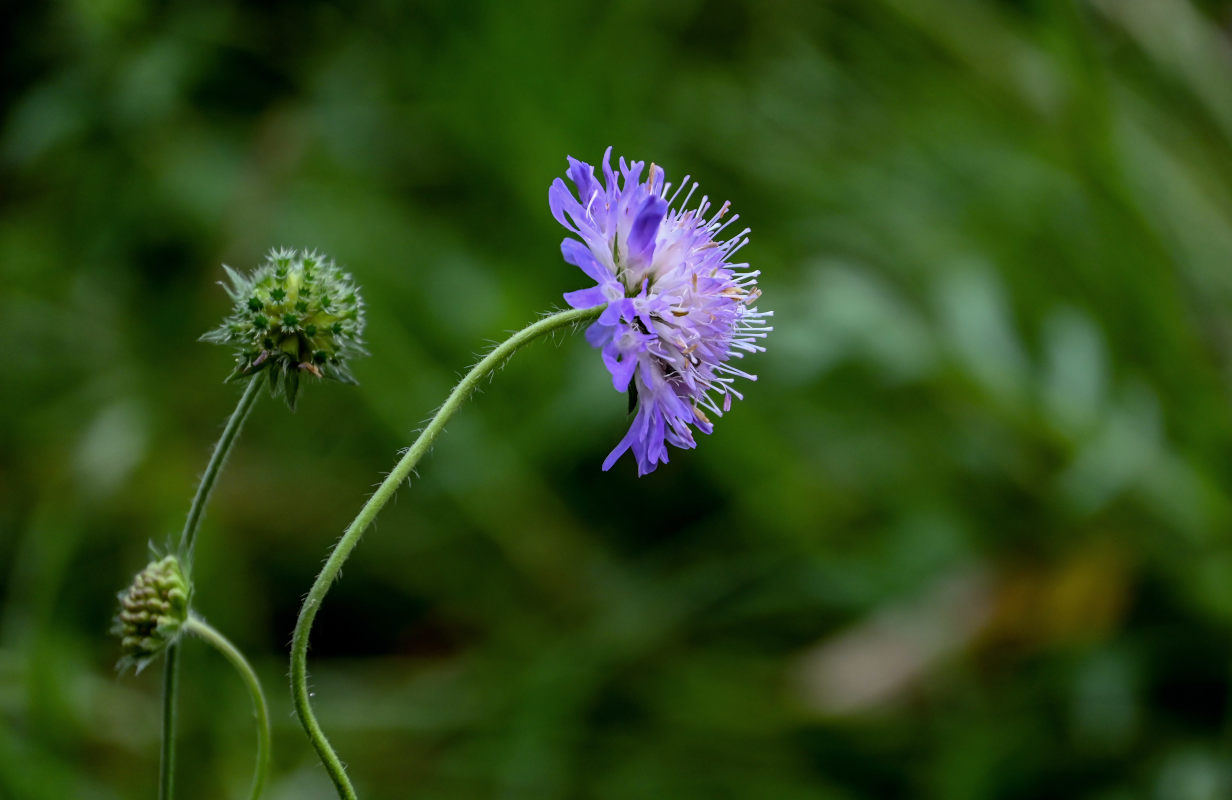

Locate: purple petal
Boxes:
[621,157,644,185]
[602,405,644,472]
[549,179,584,232]
[644,410,666,467]
[628,195,667,263]
[636,304,655,334]
[566,157,600,207]
[563,286,608,309]
[639,446,667,476]
[561,238,609,284]
[599,299,631,327]
[601,147,615,194]
[602,346,639,392]
[585,319,613,348]
[602,429,634,472]
[605,400,652,473]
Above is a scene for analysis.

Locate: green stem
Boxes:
[161,375,263,800]
[290,306,601,799]
[159,644,179,800]
[179,375,264,558]
[184,615,272,800]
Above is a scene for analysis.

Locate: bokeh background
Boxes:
[6,0,1232,797]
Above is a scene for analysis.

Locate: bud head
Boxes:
[112,555,191,673]
[201,248,367,409]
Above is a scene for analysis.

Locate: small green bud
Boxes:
[201,248,367,409]
[112,555,191,673]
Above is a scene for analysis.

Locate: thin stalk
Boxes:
[180,375,264,557]
[290,306,601,799]
[159,644,179,800]
[184,615,272,800]
[161,375,263,800]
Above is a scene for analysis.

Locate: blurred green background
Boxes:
[7,0,1232,797]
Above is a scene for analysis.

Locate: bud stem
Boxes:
[161,375,263,800]
[160,645,180,800]
[180,374,265,556]
[184,615,272,800]
[290,305,602,799]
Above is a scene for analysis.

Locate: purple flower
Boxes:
[551,148,772,475]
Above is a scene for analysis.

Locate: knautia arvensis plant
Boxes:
[290,150,771,799]
[115,248,364,800]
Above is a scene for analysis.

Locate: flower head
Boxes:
[112,555,191,673]
[201,248,366,409]
[551,148,771,475]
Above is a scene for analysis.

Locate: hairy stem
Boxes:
[159,644,179,800]
[161,375,263,800]
[290,306,601,799]
[180,375,264,557]
[184,615,272,800]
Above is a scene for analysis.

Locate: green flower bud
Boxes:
[201,248,367,409]
[112,555,191,673]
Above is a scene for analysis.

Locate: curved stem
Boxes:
[290,305,601,799]
[180,375,264,558]
[184,615,272,800]
[161,375,263,800]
